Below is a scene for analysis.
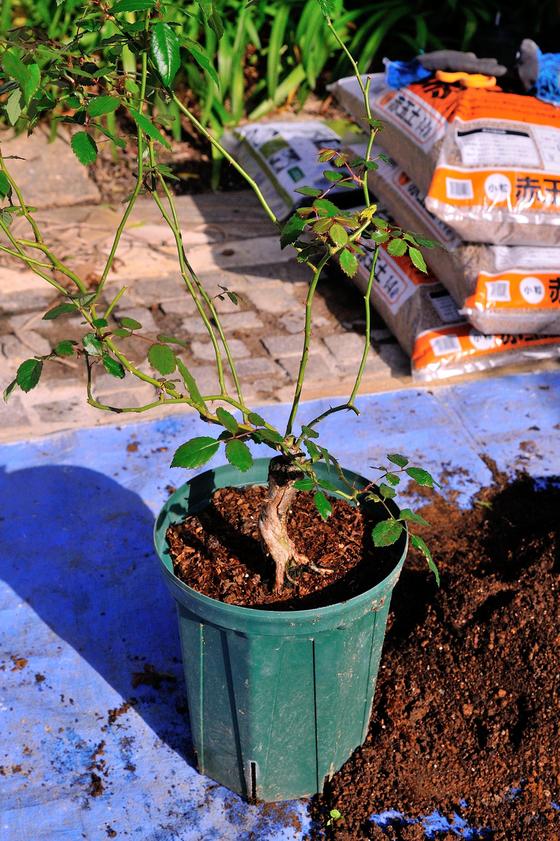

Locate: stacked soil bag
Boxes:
[330,73,560,336]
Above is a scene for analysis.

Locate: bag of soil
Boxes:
[351,216,560,380]
[330,73,560,246]
[365,153,560,334]
[223,120,365,221]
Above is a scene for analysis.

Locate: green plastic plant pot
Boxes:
[154,457,407,802]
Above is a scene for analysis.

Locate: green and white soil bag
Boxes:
[365,153,560,335]
[350,209,560,381]
[223,120,365,220]
[329,73,560,246]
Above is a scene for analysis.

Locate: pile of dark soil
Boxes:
[166,485,399,610]
[311,473,560,840]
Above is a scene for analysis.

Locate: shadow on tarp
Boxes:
[0,464,196,766]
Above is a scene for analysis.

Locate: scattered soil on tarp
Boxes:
[167,485,400,610]
[310,473,560,840]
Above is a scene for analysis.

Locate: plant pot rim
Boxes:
[154,456,407,625]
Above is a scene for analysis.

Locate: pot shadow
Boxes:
[0,464,195,766]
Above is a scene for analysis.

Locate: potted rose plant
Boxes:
[0,0,438,802]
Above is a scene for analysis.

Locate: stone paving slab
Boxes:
[1,185,559,443]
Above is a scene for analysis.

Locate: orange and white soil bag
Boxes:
[330,73,560,246]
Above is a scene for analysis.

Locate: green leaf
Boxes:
[314,198,339,217]
[225,439,253,472]
[324,170,343,182]
[330,223,348,248]
[280,213,306,249]
[6,89,21,125]
[127,107,170,148]
[411,534,439,585]
[83,333,103,355]
[112,0,155,11]
[182,36,219,88]
[3,378,17,402]
[406,466,436,487]
[305,439,320,462]
[43,302,77,320]
[70,131,98,166]
[314,491,332,521]
[371,519,403,547]
[248,411,266,426]
[54,340,75,357]
[216,406,238,435]
[2,52,41,107]
[112,328,132,338]
[0,172,11,200]
[148,343,176,375]
[301,424,319,439]
[399,508,430,528]
[385,472,400,486]
[197,0,223,39]
[157,333,188,348]
[16,358,43,392]
[151,22,181,88]
[409,246,427,273]
[252,428,284,445]
[92,318,108,329]
[176,358,206,410]
[339,249,358,278]
[294,476,314,491]
[87,95,120,117]
[102,355,125,378]
[119,316,142,330]
[387,237,407,257]
[388,453,408,467]
[379,482,396,499]
[171,436,219,468]
[295,186,322,197]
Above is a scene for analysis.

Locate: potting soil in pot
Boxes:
[311,471,560,840]
[166,485,399,610]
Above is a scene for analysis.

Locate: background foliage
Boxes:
[2,0,559,138]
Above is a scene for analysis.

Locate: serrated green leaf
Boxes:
[171,436,219,468]
[16,358,43,392]
[387,238,407,257]
[411,534,439,585]
[216,406,238,435]
[83,333,103,355]
[87,95,120,117]
[119,317,142,330]
[314,198,339,217]
[0,172,12,200]
[148,343,176,375]
[301,425,319,439]
[372,518,403,547]
[330,222,348,248]
[176,358,206,410]
[102,355,125,378]
[406,466,436,487]
[409,246,427,273]
[314,490,332,521]
[294,476,314,491]
[387,453,408,467]
[127,106,170,148]
[339,249,358,278]
[43,302,78,320]
[400,508,430,527]
[151,22,181,88]
[54,340,75,357]
[280,213,306,249]
[305,439,320,462]
[248,411,266,426]
[225,438,253,472]
[70,131,98,166]
[182,36,219,87]
[385,472,400,486]
[252,427,284,445]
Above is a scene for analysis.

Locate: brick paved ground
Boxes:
[0,133,556,442]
